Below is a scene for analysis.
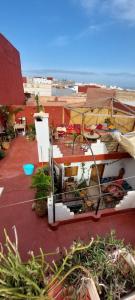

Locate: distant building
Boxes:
[78,85,101,93]
[47,76,53,81]
[23,77,52,96]
[0,33,24,105]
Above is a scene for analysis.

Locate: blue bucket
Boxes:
[23,164,34,175]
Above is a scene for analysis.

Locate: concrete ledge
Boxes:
[49,208,135,230]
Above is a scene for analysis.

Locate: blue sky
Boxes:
[1,0,135,86]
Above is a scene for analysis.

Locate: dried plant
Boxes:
[60,231,135,300]
[0,228,135,300]
[0,227,93,299]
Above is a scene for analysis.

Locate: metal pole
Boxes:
[50,129,54,194]
[72,134,102,215]
[53,194,56,223]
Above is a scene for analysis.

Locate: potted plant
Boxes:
[0,106,23,149]
[0,105,23,129]
[26,123,36,140]
[1,137,10,150]
[31,167,51,216]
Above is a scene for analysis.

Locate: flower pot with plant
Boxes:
[2,140,10,150]
[31,167,51,217]
[26,124,36,140]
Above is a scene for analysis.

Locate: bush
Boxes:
[32,168,51,197]
[31,167,52,216]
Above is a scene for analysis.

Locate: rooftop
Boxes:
[0,136,135,260]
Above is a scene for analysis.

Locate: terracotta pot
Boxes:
[49,281,91,300]
[35,199,47,217]
[2,141,10,150]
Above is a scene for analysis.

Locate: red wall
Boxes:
[78,85,100,93]
[12,105,70,127]
[22,76,27,84]
[47,77,53,81]
[0,34,24,105]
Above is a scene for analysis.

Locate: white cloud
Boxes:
[76,24,100,39]
[79,0,135,22]
[80,0,98,10]
[111,0,135,22]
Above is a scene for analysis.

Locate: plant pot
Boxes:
[35,199,47,217]
[2,141,10,150]
[49,281,91,300]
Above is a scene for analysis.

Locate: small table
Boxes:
[84,132,100,140]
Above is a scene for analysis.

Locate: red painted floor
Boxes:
[55,135,85,156]
[0,137,135,261]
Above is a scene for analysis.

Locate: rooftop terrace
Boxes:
[0,136,135,260]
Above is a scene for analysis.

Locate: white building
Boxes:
[23,77,52,96]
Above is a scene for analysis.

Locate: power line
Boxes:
[0,175,134,210]
[54,175,135,197]
[0,195,48,209]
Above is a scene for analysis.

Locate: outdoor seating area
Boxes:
[55,175,133,215]
[55,122,117,138]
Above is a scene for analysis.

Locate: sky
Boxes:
[1,0,135,87]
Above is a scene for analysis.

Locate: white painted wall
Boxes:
[47,195,74,224]
[85,141,108,156]
[24,83,52,96]
[63,158,135,188]
[0,187,4,197]
[34,112,50,162]
[103,160,124,178]
[122,158,135,189]
[115,191,135,210]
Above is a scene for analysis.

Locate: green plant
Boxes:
[0,227,55,299]
[5,125,15,141]
[42,165,50,176]
[0,106,23,129]
[0,227,93,300]
[31,168,52,216]
[0,149,5,159]
[77,180,87,189]
[0,106,23,142]
[32,169,51,195]
[60,231,135,299]
[104,118,111,126]
[35,95,44,113]
[77,162,87,191]
[27,124,36,140]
